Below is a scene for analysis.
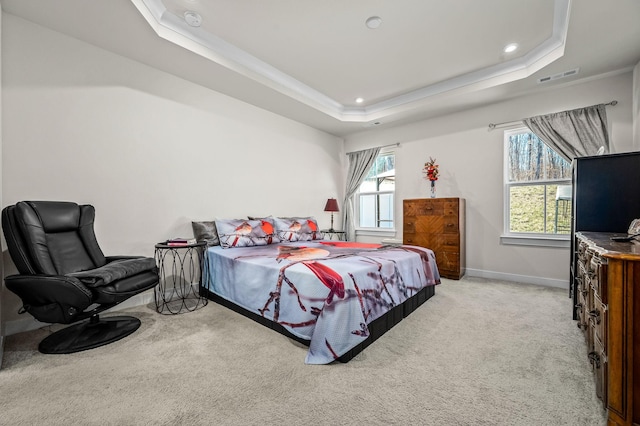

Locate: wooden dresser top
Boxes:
[577,231,640,261]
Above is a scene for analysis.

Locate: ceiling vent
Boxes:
[537,68,580,84]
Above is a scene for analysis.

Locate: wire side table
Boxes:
[154,242,208,314]
[321,229,346,241]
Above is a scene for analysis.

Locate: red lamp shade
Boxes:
[324,198,339,232]
[324,198,339,212]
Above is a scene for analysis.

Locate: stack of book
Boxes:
[165,238,197,246]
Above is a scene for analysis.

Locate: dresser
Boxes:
[575,232,640,425]
[403,198,465,279]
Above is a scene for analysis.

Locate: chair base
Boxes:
[38,315,141,354]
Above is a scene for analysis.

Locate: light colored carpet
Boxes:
[0,278,607,426]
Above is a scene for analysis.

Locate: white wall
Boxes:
[345,72,635,287]
[1,15,344,327]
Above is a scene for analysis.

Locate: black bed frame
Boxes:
[199,284,435,363]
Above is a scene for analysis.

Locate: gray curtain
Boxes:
[523,104,610,161]
[343,147,381,241]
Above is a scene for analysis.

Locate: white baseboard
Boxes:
[5,316,50,336]
[4,290,156,337]
[465,268,569,289]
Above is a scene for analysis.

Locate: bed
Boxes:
[199,221,440,364]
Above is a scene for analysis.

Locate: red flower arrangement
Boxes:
[423,157,439,181]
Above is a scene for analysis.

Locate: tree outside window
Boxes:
[505,129,572,235]
[358,152,395,229]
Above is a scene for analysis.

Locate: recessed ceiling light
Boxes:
[184,11,202,27]
[365,16,382,29]
[504,43,518,53]
[355,97,364,104]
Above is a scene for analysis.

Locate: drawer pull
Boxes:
[588,351,601,369]
[574,303,583,314]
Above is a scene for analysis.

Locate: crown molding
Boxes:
[130,0,571,123]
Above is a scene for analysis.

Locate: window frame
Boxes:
[501,127,571,248]
[355,149,396,234]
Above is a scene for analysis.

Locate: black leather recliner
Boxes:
[2,201,159,354]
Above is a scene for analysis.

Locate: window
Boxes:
[357,152,395,229]
[504,128,572,237]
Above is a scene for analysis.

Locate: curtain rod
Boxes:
[346,142,400,155]
[487,100,618,131]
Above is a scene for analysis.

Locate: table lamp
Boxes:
[324,198,339,232]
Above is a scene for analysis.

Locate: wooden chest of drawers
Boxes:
[575,232,640,425]
[575,235,608,406]
[403,198,465,279]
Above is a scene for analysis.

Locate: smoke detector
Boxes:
[366,16,382,29]
[184,11,202,27]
